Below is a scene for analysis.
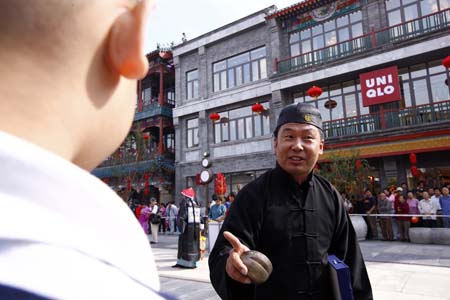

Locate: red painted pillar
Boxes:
[158,65,164,106]
[137,80,143,112]
[380,106,386,129]
[158,117,164,154]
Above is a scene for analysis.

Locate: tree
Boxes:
[316,150,372,200]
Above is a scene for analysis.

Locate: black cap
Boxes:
[274,103,322,136]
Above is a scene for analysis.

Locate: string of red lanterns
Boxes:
[144,173,149,196]
[409,153,419,178]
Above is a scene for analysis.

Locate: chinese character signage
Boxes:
[360,66,401,107]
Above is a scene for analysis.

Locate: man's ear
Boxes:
[107,0,152,79]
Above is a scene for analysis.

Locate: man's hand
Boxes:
[224,231,252,284]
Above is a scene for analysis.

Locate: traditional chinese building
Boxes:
[173,0,450,203]
[93,49,175,203]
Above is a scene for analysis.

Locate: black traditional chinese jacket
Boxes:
[209,164,373,300]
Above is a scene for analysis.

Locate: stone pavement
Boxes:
[151,234,450,299]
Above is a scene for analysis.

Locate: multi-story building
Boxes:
[173,0,450,204]
[93,49,176,203]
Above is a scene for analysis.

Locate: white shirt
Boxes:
[0,131,165,300]
[431,195,442,210]
[418,198,437,220]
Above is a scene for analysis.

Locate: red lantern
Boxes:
[307,85,322,100]
[209,112,220,122]
[214,173,227,196]
[142,132,150,140]
[442,55,450,68]
[251,102,264,114]
[409,153,417,165]
[127,177,131,191]
[411,166,419,177]
[144,173,149,196]
[356,159,362,170]
[411,216,419,224]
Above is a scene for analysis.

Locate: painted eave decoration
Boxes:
[266,0,331,20]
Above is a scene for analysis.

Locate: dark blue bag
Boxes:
[328,255,354,300]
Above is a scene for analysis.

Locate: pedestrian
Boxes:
[167,201,179,234]
[430,187,443,227]
[385,188,398,240]
[150,199,161,244]
[341,191,353,213]
[378,192,393,241]
[395,195,410,241]
[419,191,437,228]
[139,201,152,235]
[209,103,372,299]
[363,189,378,240]
[0,1,170,298]
[159,203,167,234]
[209,196,226,222]
[173,188,201,269]
[407,192,421,227]
[440,187,450,228]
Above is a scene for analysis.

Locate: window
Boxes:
[214,102,270,144]
[186,69,199,100]
[399,60,450,107]
[213,47,267,92]
[187,118,199,148]
[289,10,363,58]
[294,81,367,119]
[142,87,151,102]
[386,0,448,32]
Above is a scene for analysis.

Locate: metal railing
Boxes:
[323,100,450,138]
[98,148,174,168]
[277,9,450,74]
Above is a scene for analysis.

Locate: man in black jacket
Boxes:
[209,103,372,299]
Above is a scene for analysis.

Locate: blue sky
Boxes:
[144,0,296,53]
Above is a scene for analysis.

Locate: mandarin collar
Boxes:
[274,163,314,190]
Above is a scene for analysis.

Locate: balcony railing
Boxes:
[323,100,450,138]
[277,8,450,74]
[98,148,175,168]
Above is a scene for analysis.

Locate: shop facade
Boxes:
[173,0,450,203]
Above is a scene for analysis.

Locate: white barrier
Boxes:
[208,221,223,253]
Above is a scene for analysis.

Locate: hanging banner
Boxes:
[360,66,401,107]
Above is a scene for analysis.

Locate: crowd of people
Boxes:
[343,183,450,242]
[127,197,180,243]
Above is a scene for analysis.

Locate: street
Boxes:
[151,234,450,299]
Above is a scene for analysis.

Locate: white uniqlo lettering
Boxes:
[366,74,395,98]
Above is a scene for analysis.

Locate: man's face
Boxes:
[435,189,441,197]
[274,123,323,181]
[379,193,386,200]
[215,199,221,206]
[443,187,449,196]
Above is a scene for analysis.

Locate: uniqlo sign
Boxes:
[360,66,401,107]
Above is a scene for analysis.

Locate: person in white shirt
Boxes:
[150,199,161,244]
[419,191,438,228]
[0,1,172,299]
[166,201,179,234]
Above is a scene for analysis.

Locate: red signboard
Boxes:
[360,66,401,107]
